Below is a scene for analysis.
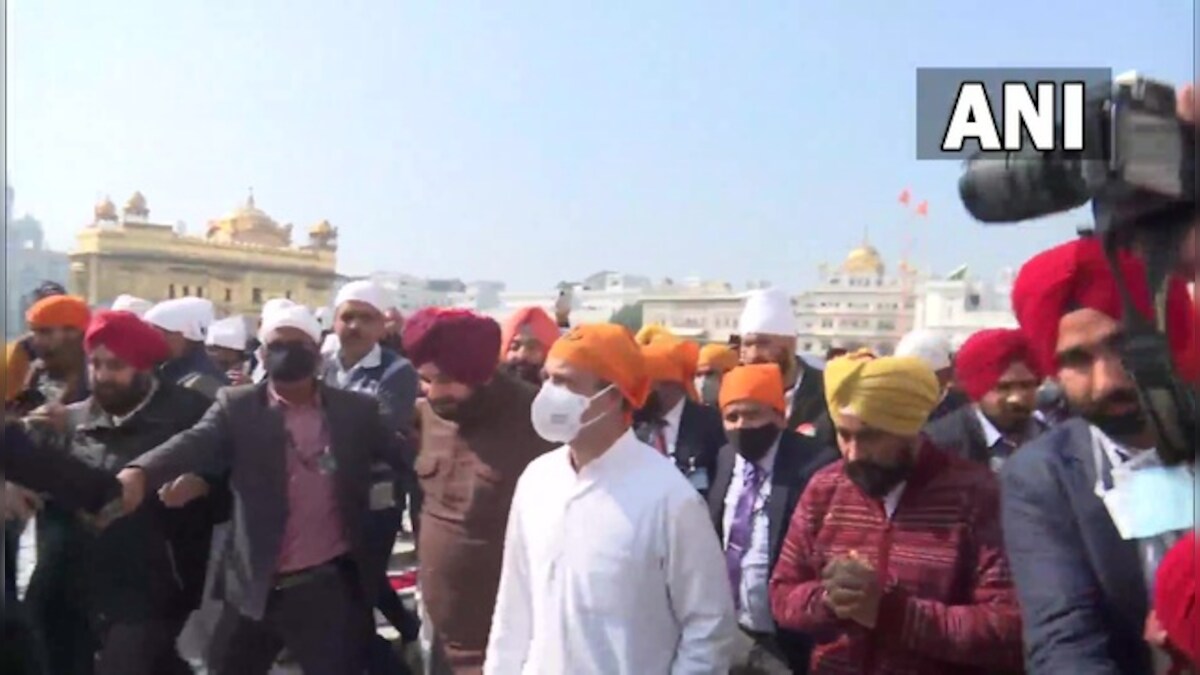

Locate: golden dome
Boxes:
[124,191,148,214]
[309,219,334,236]
[206,191,292,247]
[842,243,885,275]
[94,195,117,221]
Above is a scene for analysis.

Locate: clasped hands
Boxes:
[822,550,883,629]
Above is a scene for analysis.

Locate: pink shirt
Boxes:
[270,386,349,573]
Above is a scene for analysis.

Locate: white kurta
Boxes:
[484,429,736,675]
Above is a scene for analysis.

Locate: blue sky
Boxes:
[7,1,1196,291]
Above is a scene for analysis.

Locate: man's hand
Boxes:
[115,467,147,515]
[3,483,43,520]
[25,403,67,434]
[158,473,210,508]
[822,550,883,628]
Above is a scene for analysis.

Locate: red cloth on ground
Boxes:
[954,329,1034,401]
[84,310,170,371]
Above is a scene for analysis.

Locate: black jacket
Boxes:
[924,404,1047,469]
[785,365,835,449]
[707,429,840,673]
[635,399,726,495]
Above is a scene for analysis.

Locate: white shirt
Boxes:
[331,343,382,388]
[660,397,686,456]
[484,430,736,675]
[883,482,906,520]
[721,441,779,633]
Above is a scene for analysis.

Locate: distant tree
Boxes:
[609,303,644,333]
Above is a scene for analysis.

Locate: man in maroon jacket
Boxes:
[768,350,1023,674]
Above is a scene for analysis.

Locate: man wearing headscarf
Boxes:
[111,294,153,317]
[737,288,831,444]
[323,280,421,664]
[695,343,738,407]
[924,328,1045,472]
[486,324,735,674]
[117,304,401,675]
[19,311,216,675]
[769,350,1022,674]
[1000,237,1196,675]
[381,307,406,355]
[7,295,91,415]
[144,297,228,398]
[706,364,839,673]
[634,339,725,495]
[205,316,252,384]
[403,308,554,675]
[5,282,68,407]
[246,298,298,383]
[895,328,969,422]
[498,306,559,385]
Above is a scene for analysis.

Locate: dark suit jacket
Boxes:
[2,420,120,513]
[707,429,840,673]
[785,365,834,449]
[132,382,400,622]
[924,404,1047,467]
[635,399,726,494]
[1000,419,1151,674]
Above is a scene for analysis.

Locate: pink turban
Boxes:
[402,308,502,386]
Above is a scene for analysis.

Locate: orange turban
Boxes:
[500,306,560,357]
[698,343,738,373]
[548,324,649,408]
[4,341,32,403]
[26,295,90,331]
[718,364,786,414]
[642,339,701,400]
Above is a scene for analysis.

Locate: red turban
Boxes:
[402,308,501,386]
[954,329,1035,401]
[1011,238,1194,378]
[499,306,560,357]
[1154,531,1197,666]
[84,311,171,371]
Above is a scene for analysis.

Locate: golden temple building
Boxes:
[69,190,338,316]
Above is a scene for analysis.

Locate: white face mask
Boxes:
[1094,440,1196,540]
[530,381,615,444]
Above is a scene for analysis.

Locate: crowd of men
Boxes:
[2,87,1197,675]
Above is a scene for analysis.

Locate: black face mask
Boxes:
[499,360,543,386]
[727,425,781,463]
[263,342,318,383]
[844,457,913,499]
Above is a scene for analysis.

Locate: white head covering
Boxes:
[320,332,341,356]
[261,298,298,320]
[334,280,391,315]
[259,305,321,344]
[206,316,249,351]
[737,288,797,337]
[895,329,953,372]
[144,297,215,342]
[314,306,335,331]
[111,294,153,317]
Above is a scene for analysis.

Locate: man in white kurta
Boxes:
[484,324,735,675]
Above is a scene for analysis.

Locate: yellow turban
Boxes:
[635,324,675,346]
[697,343,738,373]
[824,349,939,437]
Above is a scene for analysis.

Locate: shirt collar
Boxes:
[569,428,641,480]
[337,343,382,373]
[974,407,1005,448]
[268,382,322,409]
[662,397,686,429]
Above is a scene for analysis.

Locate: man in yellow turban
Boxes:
[488,324,736,672]
[635,339,725,494]
[695,343,738,406]
[769,349,1022,674]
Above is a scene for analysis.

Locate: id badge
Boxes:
[369,482,396,510]
[688,468,710,492]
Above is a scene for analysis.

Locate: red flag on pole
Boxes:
[898,188,911,206]
[915,200,929,217]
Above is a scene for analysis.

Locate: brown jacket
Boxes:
[415,371,554,673]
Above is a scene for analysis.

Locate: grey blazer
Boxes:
[132,382,399,621]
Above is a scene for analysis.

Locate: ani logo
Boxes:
[941,80,1086,153]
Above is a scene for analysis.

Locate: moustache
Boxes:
[1095,389,1142,412]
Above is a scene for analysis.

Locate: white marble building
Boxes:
[454,270,654,325]
[912,266,1018,348]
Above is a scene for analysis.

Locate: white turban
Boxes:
[111,294,153,317]
[895,329,952,372]
[320,332,341,356]
[261,298,297,320]
[206,316,249,351]
[144,297,215,342]
[738,288,797,337]
[259,305,321,344]
[334,280,391,315]
[314,306,335,331]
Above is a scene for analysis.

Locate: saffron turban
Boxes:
[954,329,1035,402]
[145,298,215,342]
[635,324,676,346]
[824,349,940,437]
[1011,237,1195,378]
[719,364,786,414]
[27,295,90,331]
[84,311,170,371]
[548,324,649,408]
[642,339,701,400]
[698,343,739,373]
[738,288,797,337]
[895,329,952,372]
[500,307,560,356]
[403,308,501,386]
[1154,530,1197,665]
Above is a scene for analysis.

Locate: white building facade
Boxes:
[640,279,750,342]
[454,271,653,325]
[911,267,1018,348]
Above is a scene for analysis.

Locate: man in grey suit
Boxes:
[116,305,402,675]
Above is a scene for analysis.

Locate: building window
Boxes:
[877,319,896,331]
[820,319,834,329]
[252,288,263,304]
[285,290,293,300]
[224,288,232,302]
[182,286,190,297]
[196,286,204,298]
[168,284,176,299]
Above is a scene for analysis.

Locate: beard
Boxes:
[93,374,154,417]
[1076,389,1148,439]
[429,390,483,423]
[499,360,543,386]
